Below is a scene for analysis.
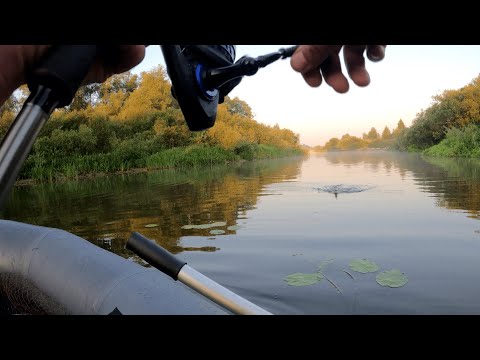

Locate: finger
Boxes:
[290,45,339,73]
[366,45,386,62]
[301,67,323,87]
[84,45,146,84]
[108,45,146,74]
[319,53,349,93]
[343,45,370,87]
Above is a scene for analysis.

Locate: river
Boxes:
[4,150,480,314]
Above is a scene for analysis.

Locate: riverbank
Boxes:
[17,143,305,185]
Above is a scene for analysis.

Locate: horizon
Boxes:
[131,45,480,147]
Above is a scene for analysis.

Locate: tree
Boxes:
[323,137,340,151]
[68,84,101,111]
[338,134,367,150]
[224,97,253,118]
[382,126,392,140]
[366,127,379,140]
[392,119,406,138]
[117,66,172,120]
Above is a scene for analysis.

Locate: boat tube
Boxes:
[0,220,227,315]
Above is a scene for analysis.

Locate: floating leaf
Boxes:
[210,229,225,235]
[349,259,379,273]
[145,224,159,228]
[227,225,241,231]
[376,269,408,288]
[284,273,323,287]
[181,222,227,230]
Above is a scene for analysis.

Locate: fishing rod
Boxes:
[0,44,298,315]
[0,45,298,211]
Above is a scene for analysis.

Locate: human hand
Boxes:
[0,45,146,105]
[290,45,386,93]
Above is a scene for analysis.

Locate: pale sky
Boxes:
[131,45,480,146]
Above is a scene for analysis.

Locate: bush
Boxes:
[424,124,480,157]
[234,142,256,160]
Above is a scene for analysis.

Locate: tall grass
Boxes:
[19,143,304,182]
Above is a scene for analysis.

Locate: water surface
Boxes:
[5,151,480,314]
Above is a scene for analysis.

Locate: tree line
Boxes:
[0,66,304,181]
[316,74,480,157]
[314,120,407,152]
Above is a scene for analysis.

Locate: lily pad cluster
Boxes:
[348,258,408,288]
[284,257,408,289]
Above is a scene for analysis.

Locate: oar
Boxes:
[126,231,272,315]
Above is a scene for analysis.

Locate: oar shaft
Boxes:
[178,265,272,315]
[127,232,272,315]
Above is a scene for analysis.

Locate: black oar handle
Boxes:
[27,45,99,107]
[127,232,187,280]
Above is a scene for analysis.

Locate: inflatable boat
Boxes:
[0,219,233,315]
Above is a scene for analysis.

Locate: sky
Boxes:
[131,45,480,147]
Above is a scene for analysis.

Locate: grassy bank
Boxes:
[19,143,305,182]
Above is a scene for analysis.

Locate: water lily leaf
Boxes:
[284,273,323,286]
[181,222,227,230]
[349,259,379,273]
[376,269,408,288]
[210,229,225,235]
[227,225,241,231]
[145,224,159,228]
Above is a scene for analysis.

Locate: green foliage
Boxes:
[234,142,257,160]
[34,125,97,158]
[398,75,480,151]
[423,124,480,157]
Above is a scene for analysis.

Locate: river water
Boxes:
[5,150,480,314]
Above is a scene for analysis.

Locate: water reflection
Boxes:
[321,150,480,218]
[3,158,303,254]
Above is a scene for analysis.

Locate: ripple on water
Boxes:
[314,184,376,194]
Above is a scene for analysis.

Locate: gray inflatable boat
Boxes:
[0,220,229,315]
